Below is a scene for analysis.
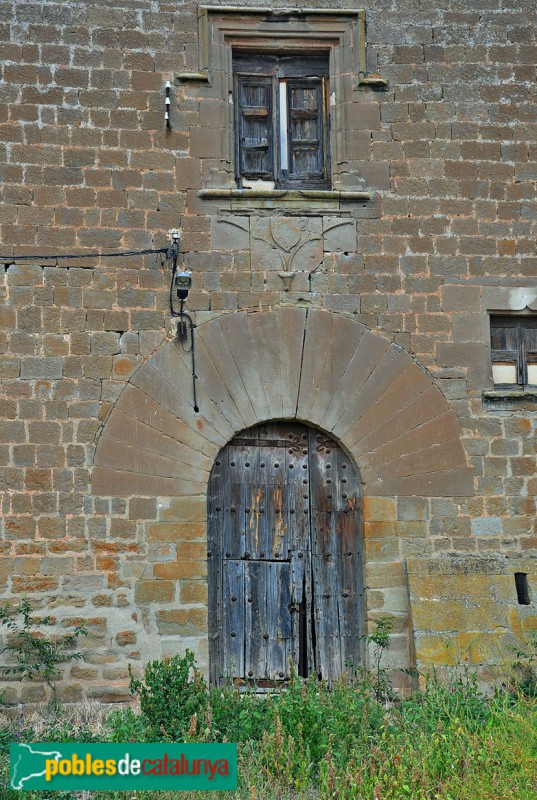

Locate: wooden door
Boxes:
[207,422,363,685]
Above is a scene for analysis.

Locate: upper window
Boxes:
[490,316,537,388]
[233,52,330,190]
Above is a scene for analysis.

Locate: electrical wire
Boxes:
[2,240,200,412]
[0,247,169,264]
[167,241,199,412]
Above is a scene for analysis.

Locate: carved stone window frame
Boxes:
[177,6,377,195]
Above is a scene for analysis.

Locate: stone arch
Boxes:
[92,307,473,499]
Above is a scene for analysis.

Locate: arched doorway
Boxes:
[207,421,363,686]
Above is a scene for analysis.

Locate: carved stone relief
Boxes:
[209,215,357,293]
[251,217,323,272]
[210,215,250,250]
[323,217,357,252]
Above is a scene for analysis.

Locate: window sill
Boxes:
[197,188,372,213]
[483,389,537,409]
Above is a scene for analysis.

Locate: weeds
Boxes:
[128,649,208,740]
[0,598,87,705]
[505,631,537,698]
[1,638,536,799]
[360,614,395,702]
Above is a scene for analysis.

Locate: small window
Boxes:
[233,52,330,189]
[514,572,531,605]
[490,316,537,389]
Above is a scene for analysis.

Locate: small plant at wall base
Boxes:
[0,599,88,705]
[360,615,395,701]
[129,649,208,740]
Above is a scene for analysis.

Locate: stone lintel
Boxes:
[203,6,364,17]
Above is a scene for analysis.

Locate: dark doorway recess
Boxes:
[207,421,364,686]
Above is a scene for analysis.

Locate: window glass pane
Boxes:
[492,362,517,384]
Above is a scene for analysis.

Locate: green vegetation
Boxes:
[0,599,87,705]
[0,624,536,799]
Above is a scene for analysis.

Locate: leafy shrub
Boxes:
[208,681,272,742]
[0,598,87,704]
[128,650,208,740]
[106,706,148,743]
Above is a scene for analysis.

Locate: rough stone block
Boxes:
[156,608,207,635]
[397,497,429,521]
[364,538,400,562]
[154,560,207,579]
[361,497,397,521]
[148,522,206,542]
[20,357,62,379]
[180,580,208,604]
[471,517,502,536]
[129,497,157,520]
[134,579,175,604]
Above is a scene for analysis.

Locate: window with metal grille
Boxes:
[490,315,537,388]
[233,52,330,189]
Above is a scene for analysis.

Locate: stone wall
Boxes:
[0,0,536,702]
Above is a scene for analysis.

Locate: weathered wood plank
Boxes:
[222,484,246,559]
[223,560,245,678]
[309,428,363,683]
[208,421,363,685]
[245,562,291,680]
[208,448,227,684]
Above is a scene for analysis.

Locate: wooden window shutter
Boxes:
[286,78,327,184]
[522,324,537,386]
[490,317,520,385]
[236,76,274,181]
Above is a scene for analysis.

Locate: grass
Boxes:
[1,665,536,800]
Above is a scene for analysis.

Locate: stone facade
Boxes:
[0,0,536,702]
